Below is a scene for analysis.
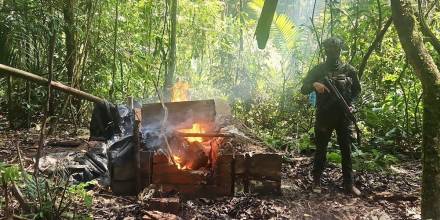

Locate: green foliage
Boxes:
[352,149,399,172]
[1,0,434,168]
[327,151,342,164]
[22,176,94,219]
[323,147,399,171]
[297,132,315,153]
[0,162,93,219]
[248,0,298,53]
[0,162,21,184]
[67,181,94,209]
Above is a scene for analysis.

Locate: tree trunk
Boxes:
[391,0,440,218]
[63,0,84,125]
[63,0,76,83]
[163,0,177,101]
[34,6,56,176]
[47,10,57,135]
[7,76,12,128]
[110,0,119,100]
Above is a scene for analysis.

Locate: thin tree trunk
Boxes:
[391,0,440,218]
[163,0,177,101]
[414,92,423,133]
[417,0,440,55]
[349,0,360,64]
[7,76,12,128]
[34,8,56,176]
[235,0,243,86]
[329,0,334,37]
[358,17,392,79]
[376,0,382,36]
[110,0,119,100]
[63,0,82,125]
[63,0,76,83]
[396,62,410,134]
[310,0,323,58]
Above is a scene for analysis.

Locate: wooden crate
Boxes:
[110,100,282,198]
[233,153,282,195]
[151,153,233,199]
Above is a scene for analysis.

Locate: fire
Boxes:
[170,81,208,170]
[171,81,190,102]
[179,123,205,143]
[173,155,187,170]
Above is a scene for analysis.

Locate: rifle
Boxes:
[323,76,362,146]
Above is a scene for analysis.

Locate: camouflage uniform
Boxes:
[301,37,361,189]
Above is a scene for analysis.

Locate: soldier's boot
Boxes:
[339,130,361,196]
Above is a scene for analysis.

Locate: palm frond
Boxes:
[248,0,298,53]
[273,14,297,52]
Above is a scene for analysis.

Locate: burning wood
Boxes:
[108,81,281,198]
[177,132,233,138]
[183,141,209,170]
[178,123,206,142]
[170,138,209,170]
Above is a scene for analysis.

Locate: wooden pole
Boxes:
[133,111,141,193]
[0,64,105,104]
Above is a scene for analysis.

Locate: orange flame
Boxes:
[171,81,190,102]
[179,123,205,143]
[173,155,187,170]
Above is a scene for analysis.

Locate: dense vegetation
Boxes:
[1,0,440,218]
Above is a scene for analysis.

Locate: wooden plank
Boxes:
[141,100,216,132]
[235,174,281,182]
[111,180,137,196]
[134,108,142,121]
[214,154,234,196]
[152,163,180,174]
[159,184,220,199]
[233,153,281,195]
[139,150,153,187]
[249,180,281,195]
[152,170,207,185]
[248,154,282,179]
[153,154,169,164]
[140,150,153,171]
[112,161,135,181]
[134,117,141,193]
[234,153,282,179]
[234,154,246,174]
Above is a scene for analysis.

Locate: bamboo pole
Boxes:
[0,64,105,104]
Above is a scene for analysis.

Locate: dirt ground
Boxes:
[0,118,421,219]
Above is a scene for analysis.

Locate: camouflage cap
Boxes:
[323,37,346,50]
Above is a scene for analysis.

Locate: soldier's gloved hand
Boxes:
[313,82,330,94]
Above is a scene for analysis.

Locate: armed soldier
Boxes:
[301,37,362,196]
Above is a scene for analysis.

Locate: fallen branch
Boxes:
[373,191,418,202]
[0,64,105,104]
